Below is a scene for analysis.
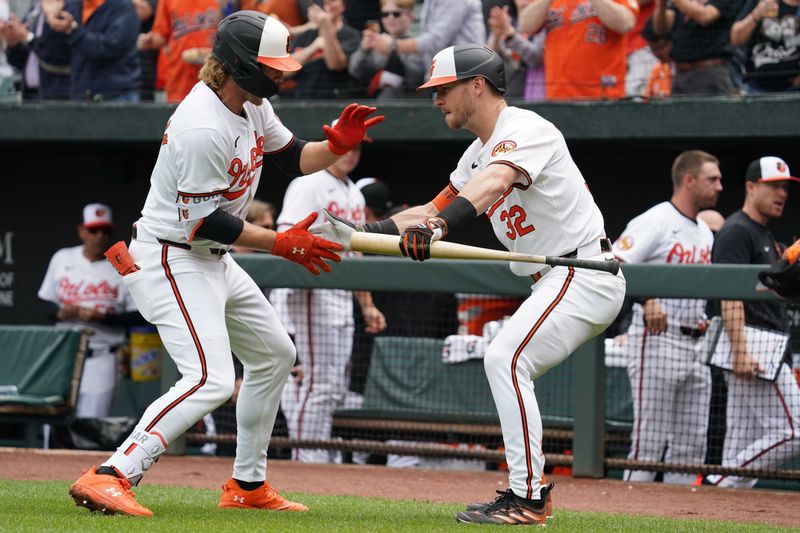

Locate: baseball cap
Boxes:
[331,118,373,144]
[356,178,393,217]
[745,156,799,183]
[82,203,113,228]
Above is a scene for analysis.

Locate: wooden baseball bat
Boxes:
[349,232,620,275]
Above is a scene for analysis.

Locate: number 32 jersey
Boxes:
[449,106,606,276]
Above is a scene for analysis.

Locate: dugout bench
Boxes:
[332,337,633,456]
[0,326,89,447]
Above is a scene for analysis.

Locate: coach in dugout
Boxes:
[707,156,800,488]
[38,204,142,420]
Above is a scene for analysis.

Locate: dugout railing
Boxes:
[182,255,799,482]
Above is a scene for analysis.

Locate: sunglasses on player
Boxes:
[381,10,407,18]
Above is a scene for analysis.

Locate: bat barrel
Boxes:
[545,256,620,275]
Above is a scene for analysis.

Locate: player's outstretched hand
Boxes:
[323,103,385,155]
[400,217,447,261]
[272,212,343,275]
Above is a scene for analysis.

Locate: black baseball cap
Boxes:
[356,178,393,217]
[745,156,799,183]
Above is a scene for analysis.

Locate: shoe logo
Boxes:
[291,247,305,255]
[105,487,122,498]
[763,246,770,253]
[233,495,246,503]
[471,161,479,169]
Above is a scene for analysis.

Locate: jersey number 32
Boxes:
[499,205,534,240]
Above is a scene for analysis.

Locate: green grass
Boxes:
[0,480,792,532]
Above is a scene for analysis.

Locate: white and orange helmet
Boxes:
[211,11,301,97]
[418,44,506,93]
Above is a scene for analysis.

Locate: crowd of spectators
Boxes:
[1,0,798,101]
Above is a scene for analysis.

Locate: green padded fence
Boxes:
[0,326,85,409]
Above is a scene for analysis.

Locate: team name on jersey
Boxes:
[171,9,219,40]
[326,201,364,224]
[224,131,264,201]
[666,243,711,264]
[58,278,120,303]
[569,1,597,24]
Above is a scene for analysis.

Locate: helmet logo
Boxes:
[286,35,291,54]
[777,160,787,173]
[428,58,437,79]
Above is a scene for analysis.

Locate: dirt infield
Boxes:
[1,447,798,527]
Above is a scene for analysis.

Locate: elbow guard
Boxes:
[193,209,245,245]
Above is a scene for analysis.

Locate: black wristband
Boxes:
[436,196,477,233]
[361,218,399,235]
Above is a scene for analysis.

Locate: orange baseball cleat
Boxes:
[69,466,153,517]
[218,479,308,512]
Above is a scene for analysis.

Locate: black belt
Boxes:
[560,238,613,259]
[132,225,227,255]
[679,326,705,339]
[531,238,613,283]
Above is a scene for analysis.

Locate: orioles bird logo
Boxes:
[491,140,517,157]
[777,161,787,173]
[286,36,291,54]
[428,58,437,80]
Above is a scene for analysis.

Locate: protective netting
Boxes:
[188,272,799,482]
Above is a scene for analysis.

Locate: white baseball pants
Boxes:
[113,239,295,482]
[624,325,711,484]
[710,363,800,488]
[280,288,354,463]
[483,261,626,500]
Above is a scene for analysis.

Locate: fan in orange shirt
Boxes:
[137,0,220,102]
[520,0,639,100]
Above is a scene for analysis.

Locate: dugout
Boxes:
[0,97,798,483]
[0,96,798,325]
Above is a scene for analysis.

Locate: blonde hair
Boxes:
[199,56,229,91]
[380,0,415,10]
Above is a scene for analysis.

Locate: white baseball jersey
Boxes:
[445,107,625,501]
[613,201,714,326]
[450,106,606,276]
[38,245,137,352]
[137,81,294,248]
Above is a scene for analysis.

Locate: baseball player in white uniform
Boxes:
[613,150,722,484]
[340,45,626,525]
[277,135,386,463]
[69,11,383,517]
[39,203,140,419]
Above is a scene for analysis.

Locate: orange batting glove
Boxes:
[323,103,384,155]
[272,212,343,275]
